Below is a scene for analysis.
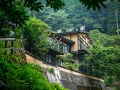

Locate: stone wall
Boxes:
[25,54,105,90]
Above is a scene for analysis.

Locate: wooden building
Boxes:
[43,31,75,66]
[43,30,92,66]
[56,31,92,64]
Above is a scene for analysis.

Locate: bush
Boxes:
[22,17,50,59]
[0,54,68,90]
[63,62,76,71]
[57,54,77,71]
[50,82,69,90]
[49,68,55,75]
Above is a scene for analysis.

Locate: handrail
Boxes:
[0,38,16,41]
[0,38,15,54]
[80,37,90,50]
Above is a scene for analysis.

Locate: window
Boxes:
[48,55,51,63]
[45,55,52,63]
[63,44,68,53]
[78,55,83,64]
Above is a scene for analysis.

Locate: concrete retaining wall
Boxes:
[25,54,105,90]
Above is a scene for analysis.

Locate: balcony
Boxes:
[79,37,91,51]
[48,37,70,53]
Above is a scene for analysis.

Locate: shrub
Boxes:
[63,62,75,71]
[22,17,50,59]
[0,54,68,90]
[49,68,55,75]
[57,54,77,71]
[50,82,69,90]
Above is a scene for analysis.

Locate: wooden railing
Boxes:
[0,38,16,54]
[48,37,69,53]
[80,37,90,51]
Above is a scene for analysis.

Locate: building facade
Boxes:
[43,31,92,66]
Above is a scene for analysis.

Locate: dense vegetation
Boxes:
[0,0,120,89]
[0,53,68,90]
[1,0,120,35]
[0,16,69,89]
[31,0,120,35]
[57,54,78,71]
[22,17,50,59]
[79,30,120,86]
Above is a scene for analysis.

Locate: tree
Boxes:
[106,0,120,35]
[0,0,64,29]
[34,0,107,32]
[79,0,120,10]
[0,53,68,90]
[22,17,50,59]
[79,30,120,86]
[44,10,73,32]
[65,2,99,31]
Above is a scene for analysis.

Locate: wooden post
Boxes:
[11,40,14,54]
[5,41,7,54]
[69,44,71,53]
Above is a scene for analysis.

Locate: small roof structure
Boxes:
[46,30,75,45]
[49,48,64,55]
[56,31,93,44]
[57,31,89,35]
[60,37,75,45]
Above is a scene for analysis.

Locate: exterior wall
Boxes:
[25,54,106,90]
[74,58,79,63]
[71,33,78,51]
[62,35,71,40]
[62,33,92,52]
[63,33,78,51]
[62,33,92,65]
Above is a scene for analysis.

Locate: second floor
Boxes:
[56,31,92,53]
[47,30,92,54]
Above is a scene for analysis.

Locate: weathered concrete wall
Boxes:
[25,54,105,90]
[58,67,105,90]
[59,70,105,90]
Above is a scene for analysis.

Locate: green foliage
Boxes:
[106,0,120,35]
[79,0,120,10]
[57,53,74,63]
[0,0,65,31]
[57,54,77,71]
[79,30,120,86]
[65,54,74,63]
[104,76,116,87]
[0,0,119,37]
[50,82,69,90]
[49,68,55,75]
[34,0,107,33]
[63,62,76,71]
[22,17,50,59]
[0,27,11,37]
[45,10,73,32]
[0,54,68,90]
[0,54,49,90]
[14,39,24,49]
[48,37,63,52]
[32,0,120,35]
[0,38,24,55]
[90,30,120,48]
[0,41,4,49]
[79,0,107,10]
